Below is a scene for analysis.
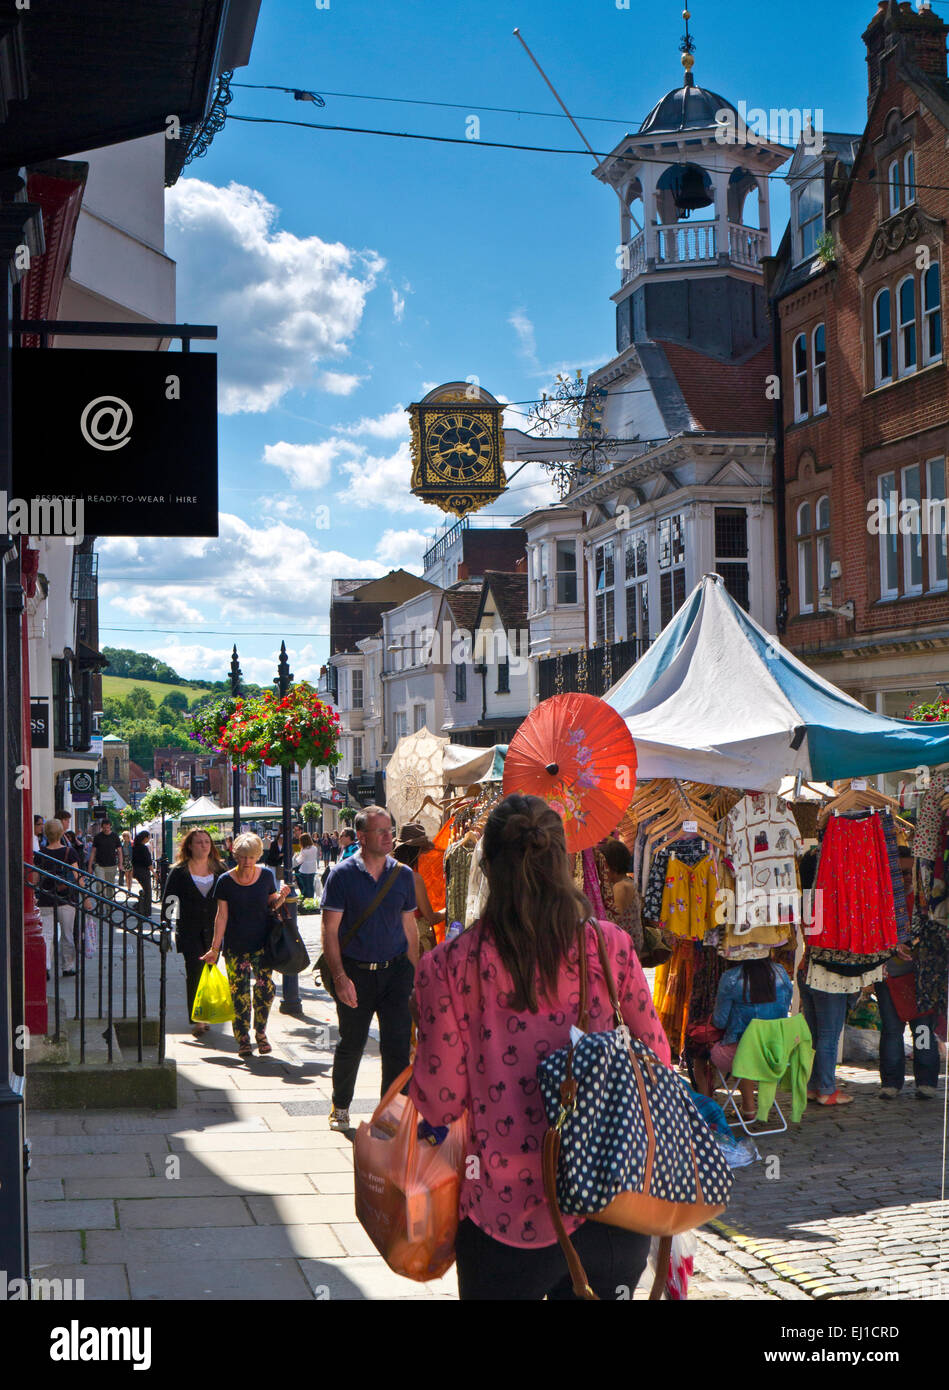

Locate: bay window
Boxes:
[594,540,615,646]
[624,530,648,644]
[556,540,577,604]
[658,515,686,629]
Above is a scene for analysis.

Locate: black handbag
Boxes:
[262,900,310,975]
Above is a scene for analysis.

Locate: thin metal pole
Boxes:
[277,642,301,1014]
[106,917,114,1064]
[136,928,144,1064]
[158,929,168,1067]
[230,646,242,842]
[78,905,85,1065]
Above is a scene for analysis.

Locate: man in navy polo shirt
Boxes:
[320,805,418,1131]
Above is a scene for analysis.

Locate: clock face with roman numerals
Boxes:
[424,411,496,484]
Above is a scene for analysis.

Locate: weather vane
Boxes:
[679,7,696,82]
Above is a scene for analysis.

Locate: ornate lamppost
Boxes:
[229,644,242,841]
[275,642,303,1016]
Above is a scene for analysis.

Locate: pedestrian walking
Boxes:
[330,831,340,862]
[293,832,319,900]
[223,834,237,868]
[265,829,284,884]
[162,829,227,1037]
[129,830,154,918]
[877,844,940,1099]
[320,805,418,1131]
[409,793,671,1300]
[89,817,124,898]
[201,832,291,1059]
[31,818,82,978]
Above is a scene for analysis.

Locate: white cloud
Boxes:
[165,178,383,414]
[262,439,360,489]
[337,441,432,515]
[141,640,327,685]
[391,288,405,321]
[374,528,429,571]
[319,371,363,395]
[339,405,409,440]
[97,514,385,628]
[509,308,540,370]
[113,592,204,626]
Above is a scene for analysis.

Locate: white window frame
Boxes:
[901,463,923,594]
[904,150,916,206]
[413,704,426,733]
[793,332,808,421]
[816,495,831,598]
[897,274,917,377]
[793,176,823,265]
[926,457,948,592]
[888,159,901,215]
[923,262,942,366]
[797,501,814,614]
[878,471,899,599]
[394,710,408,741]
[594,540,615,646]
[874,288,893,386]
[555,539,578,605]
[812,323,827,414]
[352,737,363,774]
[351,667,363,710]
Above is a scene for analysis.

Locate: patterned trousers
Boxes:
[224,949,275,1044]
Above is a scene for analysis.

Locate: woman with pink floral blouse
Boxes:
[410,793,672,1301]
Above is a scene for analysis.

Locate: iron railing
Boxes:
[536,636,649,702]
[28,856,171,1065]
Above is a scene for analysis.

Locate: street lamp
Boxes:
[159,763,170,894]
[230,644,242,841]
[275,642,303,1016]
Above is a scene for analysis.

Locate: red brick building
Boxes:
[769,0,948,751]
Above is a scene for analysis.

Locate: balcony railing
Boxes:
[621,222,767,285]
[537,636,649,702]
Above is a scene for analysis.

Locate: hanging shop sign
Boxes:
[29,700,49,756]
[408,382,507,518]
[12,349,218,537]
[69,770,96,802]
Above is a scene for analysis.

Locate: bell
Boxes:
[669,163,713,219]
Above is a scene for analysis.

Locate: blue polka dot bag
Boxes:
[538,921,733,1298]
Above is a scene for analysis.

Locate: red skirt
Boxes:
[811,815,897,953]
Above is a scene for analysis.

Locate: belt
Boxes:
[342,952,406,972]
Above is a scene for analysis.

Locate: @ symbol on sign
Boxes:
[80,395,134,452]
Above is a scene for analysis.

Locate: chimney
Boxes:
[863,1,948,113]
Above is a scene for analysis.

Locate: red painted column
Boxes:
[21,546,46,1037]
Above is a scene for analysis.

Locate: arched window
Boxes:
[923,262,942,365]
[874,288,893,385]
[793,333,808,421]
[812,323,827,413]
[797,501,813,614]
[898,275,917,376]
[888,160,901,215]
[816,495,831,598]
[904,150,916,206]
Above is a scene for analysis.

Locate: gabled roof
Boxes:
[653,340,775,432]
[476,572,528,635]
[442,582,482,635]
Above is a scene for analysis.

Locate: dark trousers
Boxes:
[877,979,939,1090]
[332,953,413,1109]
[455,1217,651,1301]
[297,872,315,899]
[183,953,205,1021]
[133,869,152,918]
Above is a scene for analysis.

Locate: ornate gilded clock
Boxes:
[408,382,507,517]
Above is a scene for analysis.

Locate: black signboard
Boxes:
[70,770,96,801]
[30,699,49,748]
[12,349,218,537]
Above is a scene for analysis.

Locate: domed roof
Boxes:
[639,76,736,136]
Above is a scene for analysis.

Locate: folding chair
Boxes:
[713,1062,788,1138]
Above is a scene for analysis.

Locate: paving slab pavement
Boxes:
[25,922,946,1301]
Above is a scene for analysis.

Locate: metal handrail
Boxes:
[27,857,171,1065]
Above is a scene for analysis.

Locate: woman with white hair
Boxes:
[200,832,290,1059]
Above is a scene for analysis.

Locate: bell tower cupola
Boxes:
[595,8,791,361]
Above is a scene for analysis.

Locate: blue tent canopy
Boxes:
[604,575,949,789]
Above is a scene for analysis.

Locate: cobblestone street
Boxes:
[24,925,948,1301]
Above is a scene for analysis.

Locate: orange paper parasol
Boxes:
[502,693,637,852]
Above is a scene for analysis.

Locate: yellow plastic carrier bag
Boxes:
[192,962,235,1024]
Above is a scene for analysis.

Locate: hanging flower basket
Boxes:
[908,697,949,723]
[215,681,341,773]
[187,695,243,753]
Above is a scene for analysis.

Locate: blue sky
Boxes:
[97,0,893,686]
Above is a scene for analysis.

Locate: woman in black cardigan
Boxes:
[161,829,226,1037]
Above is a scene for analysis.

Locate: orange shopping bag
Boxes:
[354,1066,467,1282]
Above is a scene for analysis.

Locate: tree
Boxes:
[160,690,190,714]
[121,806,146,832]
[124,686,156,719]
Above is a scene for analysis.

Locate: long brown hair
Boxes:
[174,827,225,871]
[480,793,591,1013]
